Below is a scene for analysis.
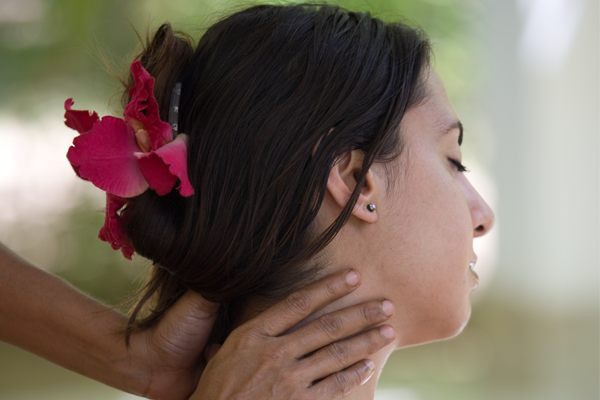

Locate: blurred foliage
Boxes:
[54,200,148,306]
[0,0,135,116]
[3,198,148,307]
[0,0,482,116]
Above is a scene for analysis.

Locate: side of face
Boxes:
[318,70,494,348]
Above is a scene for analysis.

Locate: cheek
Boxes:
[377,152,474,341]
[386,155,472,274]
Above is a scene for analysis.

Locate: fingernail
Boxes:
[361,360,375,385]
[381,300,395,317]
[345,270,360,286]
[380,325,395,339]
[358,359,375,374]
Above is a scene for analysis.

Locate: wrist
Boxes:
[111,334,153,398]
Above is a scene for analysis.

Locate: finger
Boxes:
[154,291,219,360]
[250,269,361,336]
[285,299,395,357]
[309,359,375,399]
[299,325,395,380]
[164,290,220,324]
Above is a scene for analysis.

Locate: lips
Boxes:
[469,257,479,283]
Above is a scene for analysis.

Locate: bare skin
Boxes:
[230,70,495,400]
[0,243,216,399]
[193,270,396,400]
[0,243,393,400]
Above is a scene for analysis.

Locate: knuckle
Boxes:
[331,372,352,397]
[360,303,377,324]
[349,367,364,390]
[233,329,257,348]
[274,337,295,359]
[253,319,279,337]
[233,318,264,340]
[317,314,343,337]
[278,366,297,385]
[365,330,379,347]
[284,291,312,316]
[263,347,285,364]
[323,279,338,298]
[361,330,383,354]
[348,368,366,389]
[258,338,290,364]
[327,341,351,364]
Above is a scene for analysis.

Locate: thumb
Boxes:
[153,291,220,362]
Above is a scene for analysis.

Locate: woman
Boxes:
[65,3,494,399]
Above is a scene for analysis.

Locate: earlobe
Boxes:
[326,150,380,224]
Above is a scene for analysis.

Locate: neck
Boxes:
[276,295,397,399]
[346,345,394,400]
[295,338,395,400]
[240,295,397,399]
[236,200,401,397]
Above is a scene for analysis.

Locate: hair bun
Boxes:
[122,23,194,121]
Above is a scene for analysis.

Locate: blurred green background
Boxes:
[0,0,597,399]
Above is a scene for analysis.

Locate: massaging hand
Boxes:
[191,269,396,400]
[0,242,217,400]
[0,242,393,400]
[125,291,219,400]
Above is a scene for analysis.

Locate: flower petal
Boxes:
[136,152,177,196]
[64,98,99,135]
[135,134,194,197]
[99,193,134,260]
[124,61,173,150]
[67,116,149,197]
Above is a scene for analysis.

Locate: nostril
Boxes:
[475,225,485,233]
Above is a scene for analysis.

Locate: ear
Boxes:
[326,150,381,223]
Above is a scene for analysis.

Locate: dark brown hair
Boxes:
[121,3,431,344]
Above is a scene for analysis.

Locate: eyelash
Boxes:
[449,158,469,173]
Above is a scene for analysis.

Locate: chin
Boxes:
[435,304,473,342]
[442,301,473,338]
[444,313,471,339]
[395,305,472,350]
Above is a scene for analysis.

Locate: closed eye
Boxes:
[449,158,468,173]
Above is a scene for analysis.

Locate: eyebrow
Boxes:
[444,120,463,146]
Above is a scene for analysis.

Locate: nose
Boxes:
[459,174,495,237]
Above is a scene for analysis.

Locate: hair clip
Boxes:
[169,82,182,138]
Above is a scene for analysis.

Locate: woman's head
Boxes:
[312,69,494,348]
[120,3,468,345]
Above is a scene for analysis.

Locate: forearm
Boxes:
[0,243,146,395]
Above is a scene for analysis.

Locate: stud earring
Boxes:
[367,203,376,212]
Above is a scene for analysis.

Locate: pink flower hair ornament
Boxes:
[65,61,194,259]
